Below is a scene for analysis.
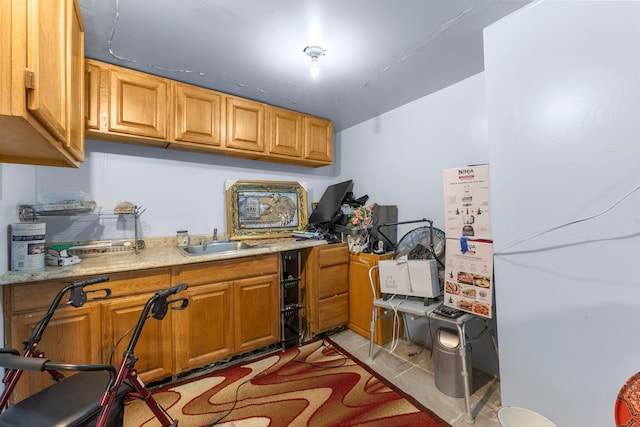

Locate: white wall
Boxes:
[0,164,37,244]
[336,73,499,375]
[0,140,340,273]
[485,1,640,425]
[0,163,38,344]
[337,72,489,235]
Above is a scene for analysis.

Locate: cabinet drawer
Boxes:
[317,263,349,299]
[317,244,349,268]
[7,268,171,313]
[317,293,349,332]
[178,254,279,286]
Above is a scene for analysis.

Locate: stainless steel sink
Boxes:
[177,241,251,256]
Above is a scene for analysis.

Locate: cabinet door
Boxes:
[268,106,303,157]
[109,67,168,139]
[234,274,280,353]
[225,96,266,154]
[348,252,394,345]
[173,82,223,147]
[173,281,234,372]
[303,116,333,164]
[26,0,68,143]
[65,0,84,161]
[9,304,101,404]
[84,60,101,130]
[102,294,173,383]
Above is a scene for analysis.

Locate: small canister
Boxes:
[176,230,189,247]
[11,222,46,271]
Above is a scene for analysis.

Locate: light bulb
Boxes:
[303,45,325,78]
[310,57,319,78]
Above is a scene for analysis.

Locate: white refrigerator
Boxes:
[485,2,640,426]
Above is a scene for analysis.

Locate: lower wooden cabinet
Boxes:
[304,243,350,337]
[173,254,280,373]
[173,280,234,371]
[234,274,280,353]
[10,303,101,403]
[2,267,171,403]
[348,252,394,345]
[2,251,306,402]
[101,293,174,383]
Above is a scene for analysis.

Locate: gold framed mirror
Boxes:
[226,180,308,240]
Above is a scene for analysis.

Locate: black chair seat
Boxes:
[0,371,132,427]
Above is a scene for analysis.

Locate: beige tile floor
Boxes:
[328,328,502,427]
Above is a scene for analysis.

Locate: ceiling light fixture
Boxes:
[303,45,326,78]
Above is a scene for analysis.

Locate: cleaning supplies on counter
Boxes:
[46,245,81,267]
[43,240,135,265]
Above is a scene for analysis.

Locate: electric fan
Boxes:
[395,225,445,263]
[375,217,446,267]
[394,221,446,286]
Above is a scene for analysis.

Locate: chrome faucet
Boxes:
[201,228,219,248]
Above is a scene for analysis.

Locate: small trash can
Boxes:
[433,327,472,398]
[497,407,557,427]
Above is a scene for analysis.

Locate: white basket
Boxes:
[68,242,134,257]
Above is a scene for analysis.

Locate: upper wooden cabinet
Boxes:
[171,81,224,149]
[84,59,333,166]
[84,60,101,130]
[84,60,169,147]
[109,67,168,139]
[268,106,303,158]
[304,115,333,165]
[264,106,334,167]
[224,96,266,157]
[66,0,85,162]
[0,0,84,167]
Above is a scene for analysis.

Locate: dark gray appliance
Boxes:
[280,250,303,348]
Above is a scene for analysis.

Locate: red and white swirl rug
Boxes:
[125,337,450,426]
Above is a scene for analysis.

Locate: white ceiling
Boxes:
[79,0,532,132]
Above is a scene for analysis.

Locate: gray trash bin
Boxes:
[434,327,472,398]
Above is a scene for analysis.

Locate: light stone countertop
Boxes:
[0,238,328,285]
